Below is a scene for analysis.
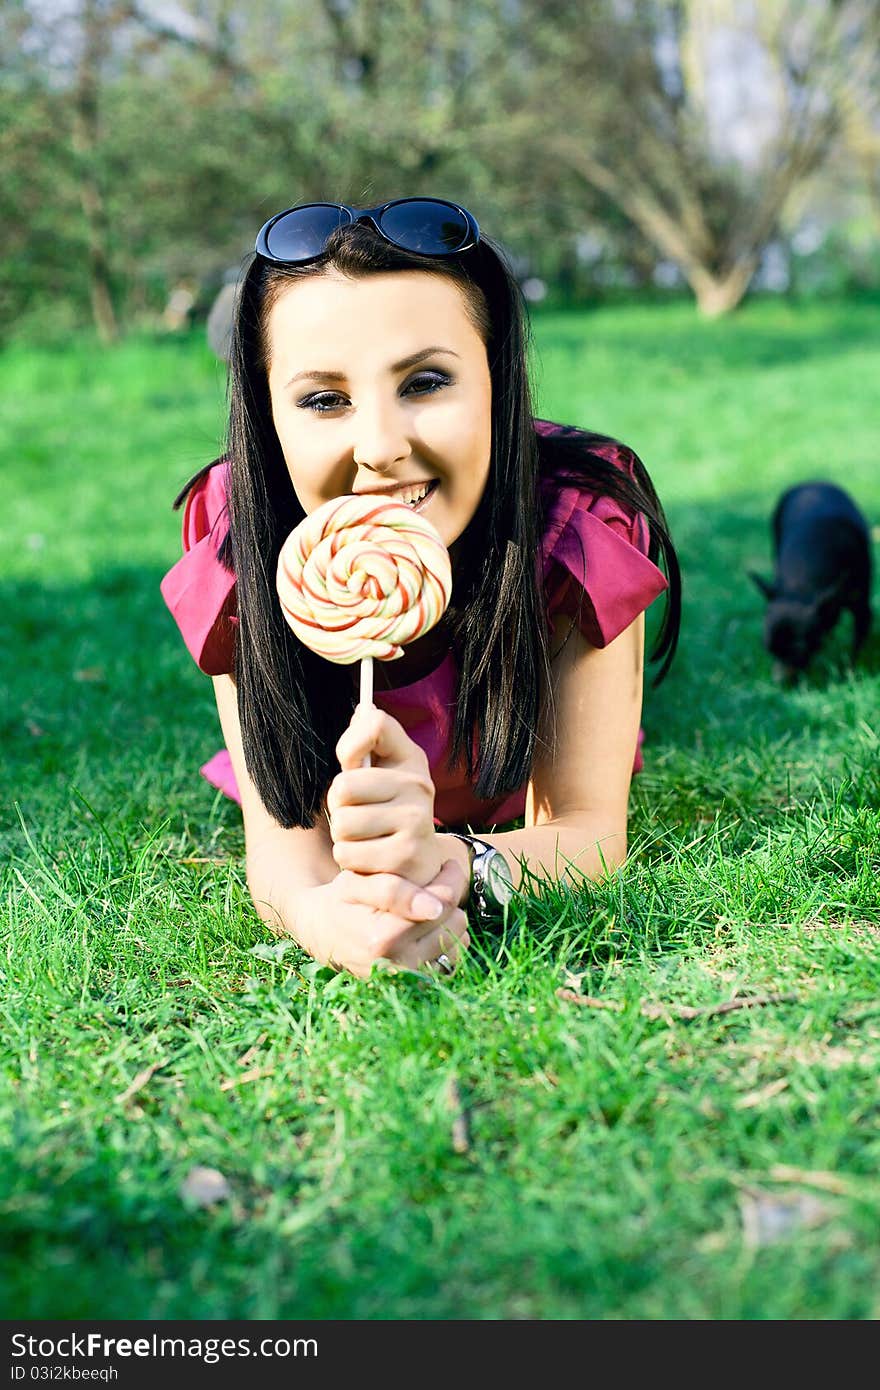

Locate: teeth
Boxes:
[397,483,432,506]
[359,482,434,506]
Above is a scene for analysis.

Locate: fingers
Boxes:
[407,859,471,972]
[392,912,471,974]
[333,831,430,877]
[426,856,468,912]
[337,868,449,924]
[334,863,470,974]
[327,767,432,816]
[327,767,437,878]
[336,707,430,774]
[328,801,398,846]
[327,916,469,982]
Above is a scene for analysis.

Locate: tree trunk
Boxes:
[688,257,760,317]
[73,0,118,344]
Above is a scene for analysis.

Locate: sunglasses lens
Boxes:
[263,204,348,262]
[379,200,471,254]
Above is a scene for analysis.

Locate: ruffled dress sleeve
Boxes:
[538,434,668,645]
[159,461,238,676]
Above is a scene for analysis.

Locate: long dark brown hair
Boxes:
[176,220,680,828]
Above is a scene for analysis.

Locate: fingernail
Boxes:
[411,892,444,921]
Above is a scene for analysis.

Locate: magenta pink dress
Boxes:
[160,420,668,829]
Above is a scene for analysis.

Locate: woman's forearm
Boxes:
[245,825,338,940]
[439,818,626,899]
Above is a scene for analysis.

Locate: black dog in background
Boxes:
[750,482,873,680]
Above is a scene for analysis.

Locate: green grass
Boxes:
[2,297,879,1320]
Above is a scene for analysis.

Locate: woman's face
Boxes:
[264,269,492,548]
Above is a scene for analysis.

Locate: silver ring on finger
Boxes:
[434,952,454,975]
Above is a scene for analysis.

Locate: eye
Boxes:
[297,370,452,414]
[403,370,452,396]
[298,391,349,414]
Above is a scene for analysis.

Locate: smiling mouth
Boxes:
[357,479,439,510]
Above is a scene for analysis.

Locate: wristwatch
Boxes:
[447,832,514,922]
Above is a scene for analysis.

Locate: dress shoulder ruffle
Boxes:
[159,461,237,676]
[536,426,668,645]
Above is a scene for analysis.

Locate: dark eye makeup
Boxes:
[297,369,453,414]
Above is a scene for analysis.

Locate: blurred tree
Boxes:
[1,0,877,334]
[0,0,519,335]
[0,3,80,336]
[488,0,880,314]
[0,0,261,340]
[837,76,880,236]
[72,0,121,342]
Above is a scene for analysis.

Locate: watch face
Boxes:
[484,850,514,907]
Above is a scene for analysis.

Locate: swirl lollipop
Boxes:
[277,494,452,763]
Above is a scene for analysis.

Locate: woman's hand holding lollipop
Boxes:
[330,703,449,888]
[276,494,467,971]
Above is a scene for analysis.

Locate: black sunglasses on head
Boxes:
[255,197,480,265]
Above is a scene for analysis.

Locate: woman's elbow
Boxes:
[243,849,288,932]
[557,819,627,881]
[589,826,627,877]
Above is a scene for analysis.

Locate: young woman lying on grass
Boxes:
[161,197,681,978]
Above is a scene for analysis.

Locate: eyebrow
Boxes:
[285,346,460,390]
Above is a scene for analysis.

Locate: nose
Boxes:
[351,397,412,475]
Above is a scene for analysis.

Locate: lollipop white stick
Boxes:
[359,655,374,768]
[359,653,374,710]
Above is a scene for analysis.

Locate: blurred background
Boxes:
[2,0,879,344]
